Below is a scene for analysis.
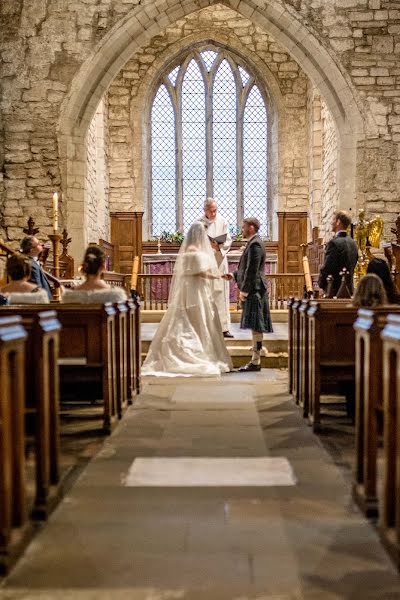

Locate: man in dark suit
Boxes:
[20,236,53,299]
[223,217,273,371]
[318,210,358,296]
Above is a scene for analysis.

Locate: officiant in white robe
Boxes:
[198,198,233,337]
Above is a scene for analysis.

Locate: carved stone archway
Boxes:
[59,0,365,260]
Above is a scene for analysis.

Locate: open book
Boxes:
[208,233,227,245]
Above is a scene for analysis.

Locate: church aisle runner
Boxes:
[1,370,400,600]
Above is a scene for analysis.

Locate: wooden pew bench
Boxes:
[55,303,119,434]
[0,310,61,501]
[130,291,141,396]
[0,316,31,574]
[353,306,400,518]
[288,297,296,395]
[0,308,62,520]
[298,298,312,418]
[307,300,358,432]
[379,314,400,568]
[290,299,302,404]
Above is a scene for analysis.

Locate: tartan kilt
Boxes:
[240,291,273,333]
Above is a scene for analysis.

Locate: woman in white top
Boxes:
[142,221,232,377]
[0,254,49,304]
[61,245,127,304]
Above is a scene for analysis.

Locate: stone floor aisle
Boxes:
[1,370,400,600]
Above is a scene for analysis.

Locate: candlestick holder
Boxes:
[157,237,162,254]
[49,232,62,301]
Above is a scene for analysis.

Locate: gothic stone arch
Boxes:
[59,0,365,259]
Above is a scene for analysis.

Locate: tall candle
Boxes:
[52,192,58,233]
[157,213,161,238]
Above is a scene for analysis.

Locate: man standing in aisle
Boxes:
[198,197,233,338]
[223,218,273,371]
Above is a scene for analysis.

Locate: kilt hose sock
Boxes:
[251,331,263,365]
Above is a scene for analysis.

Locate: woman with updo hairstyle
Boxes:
[352,273,387,308]
[61,244,127,303]
[0,253,49,304]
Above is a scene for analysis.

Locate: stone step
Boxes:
[141,337,288,354]
[142,309,288,323]
[141,350,288,369]
[141,321,288,369]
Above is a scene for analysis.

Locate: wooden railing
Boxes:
[267,273,319,309]
[137,274,172,310]
[137,273,319,311]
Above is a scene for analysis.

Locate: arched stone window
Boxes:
[149,45,271,237]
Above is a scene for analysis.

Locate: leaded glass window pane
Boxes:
[213,59,237,229]
[201,50,218,71]
[238,66,251,87]
[151,84,176,236]
[149,47,270,237]
[243,85,268,236]
[182,59,207,230]
[168,65,180,86]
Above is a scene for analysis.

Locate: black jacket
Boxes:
[234,235,267,295]
[29,258,53,299]
[318,231,358,295]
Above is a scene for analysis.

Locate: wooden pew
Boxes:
[291,299,302,404]
[307,300,358,432]
[379,314,400,567]
[0,316,33,574]
[288,297,295,394]
[298,298,312,418]
[0,308,62,519]
[131,290,141,395]
[126,298,137,403]
[56,304,118,434]
[114,301,128,417]
[353,306,400,518]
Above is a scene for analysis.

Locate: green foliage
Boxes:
[152,231,185,244]
[230,225,243,241]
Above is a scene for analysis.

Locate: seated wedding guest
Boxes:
[367,257,400,304]
[61,245,127,303]
[352,273,387,308]
[0,254,49,304]
[20,235,53,299]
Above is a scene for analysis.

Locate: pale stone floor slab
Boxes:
[1,371,400,599]
[124,457,296,487]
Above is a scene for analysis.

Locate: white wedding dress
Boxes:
[142,245,233,377]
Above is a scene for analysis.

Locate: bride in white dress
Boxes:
[142,221,233,377]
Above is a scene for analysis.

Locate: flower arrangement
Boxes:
[152,231,185,244]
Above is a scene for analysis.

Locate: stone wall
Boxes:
[288,0,400,238]
[1,0,400,258]
[308,86,322,237]
[320,100,339,241]
[85,99,110,245]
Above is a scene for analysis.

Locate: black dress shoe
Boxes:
[238,362,261,372]
[223,331,234,338]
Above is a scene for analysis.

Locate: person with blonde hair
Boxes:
[0,253,50,304]
[352,273,387,308]
[61,245,127,303]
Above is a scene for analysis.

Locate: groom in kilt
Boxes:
[223,217,273,371]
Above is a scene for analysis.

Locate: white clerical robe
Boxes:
[198,213,232,332]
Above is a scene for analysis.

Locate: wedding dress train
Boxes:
[142,233,233,377]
